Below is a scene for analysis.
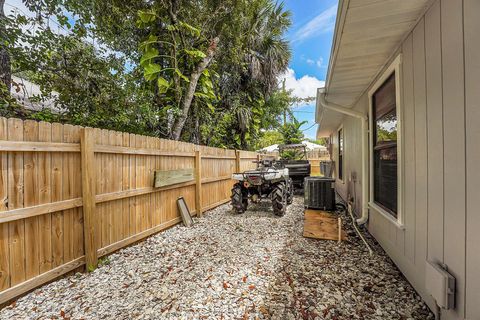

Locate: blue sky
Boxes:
[280,0,337,139]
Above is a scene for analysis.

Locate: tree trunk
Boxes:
[0,49,9,90]
[0,0,11,91]
[193,108,200,144]
[171,37,219,140]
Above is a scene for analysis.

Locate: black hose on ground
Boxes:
[335,191,373,256]
[335,202,346,212]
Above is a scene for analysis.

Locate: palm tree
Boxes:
[246,0,292,95]
[232,0,292,147]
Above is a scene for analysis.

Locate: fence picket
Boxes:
[24,120,40,279]
[0,118,9,290]
[7,118,26,286]
[51,123,64,268]
[38,122,52,274]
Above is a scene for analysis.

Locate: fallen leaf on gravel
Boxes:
[259,305,269,316]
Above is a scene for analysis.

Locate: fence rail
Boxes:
[0,117,258,304]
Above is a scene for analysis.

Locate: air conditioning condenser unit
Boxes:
[304,177,335,211]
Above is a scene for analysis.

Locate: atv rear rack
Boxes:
[233,171,288,186]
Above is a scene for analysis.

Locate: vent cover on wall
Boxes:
[304,177,336,211]
[425,261,455,310]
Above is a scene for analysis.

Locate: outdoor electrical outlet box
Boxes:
[425,261,455,310]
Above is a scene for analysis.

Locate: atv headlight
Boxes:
[232,173,244,180]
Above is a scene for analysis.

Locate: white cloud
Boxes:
[304,56,326,69]
[293,5,337,43]
[278,68,325,104]
[316,57,324,68]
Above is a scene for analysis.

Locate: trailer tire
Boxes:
[231,183,248,214]
[272,182,286,216]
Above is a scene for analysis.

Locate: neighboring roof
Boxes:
[10,76,62,113]
[259,140,327,153]
[316,0,433,137]
[278,143,306,149]
[261,144,280,152]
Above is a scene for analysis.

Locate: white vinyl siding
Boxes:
[330,0,480,317]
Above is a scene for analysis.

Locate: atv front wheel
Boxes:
[231,183,248,214]
[272,182,287,216]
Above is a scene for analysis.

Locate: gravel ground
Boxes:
[1,197,434,320]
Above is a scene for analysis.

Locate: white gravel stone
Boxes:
[0,197,434,319]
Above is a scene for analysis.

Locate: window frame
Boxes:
[368,54,404,228]
[337,124,344,183]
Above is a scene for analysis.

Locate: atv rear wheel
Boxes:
[231,183,248,214]
[272,182,287,216]
[286,178,293,204]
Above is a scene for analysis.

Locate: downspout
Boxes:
[318,93,369,225]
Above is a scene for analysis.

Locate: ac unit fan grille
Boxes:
[304,177,335,211]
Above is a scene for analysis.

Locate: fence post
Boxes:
[195,149,202,217]
[235,150,240,173]
[80,128,97,271]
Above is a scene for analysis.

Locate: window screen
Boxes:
[372,73,397,217]
[338,128,343,181]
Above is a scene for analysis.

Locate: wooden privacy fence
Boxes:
[0,117,258,304]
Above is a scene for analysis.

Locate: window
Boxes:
[372,73,397,217]
[338,127,344,181]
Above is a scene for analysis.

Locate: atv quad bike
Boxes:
[230,159,293,216]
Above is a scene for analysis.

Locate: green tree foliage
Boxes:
[278,117,306,159]
[1,0,292,149]
[279,117,306,145]
[254,130,283,150]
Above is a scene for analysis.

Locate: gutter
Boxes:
[317,90,369,225]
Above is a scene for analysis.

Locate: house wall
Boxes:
[329,1,480,318]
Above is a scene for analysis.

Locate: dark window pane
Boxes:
[373,146,397,216]
[372,72,398,217]
[339,155,343,180]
